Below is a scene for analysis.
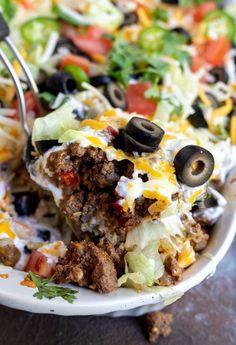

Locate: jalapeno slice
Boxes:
[63,65,89,89]
[204,10,235,42]
[21,16,59,44]
[138,25,167,52]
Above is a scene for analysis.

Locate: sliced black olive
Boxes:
[125,116,165,146]
[120,12,139,27]
[209,67,229,84]
[173,145,214,187]
[188,104,208,128]
[54,37,78,55]
[90,75,112,87]
[23,245,32,255]
[44,71,77,95]
[37,229,51,242]
[35,140,60,154]
[13,191,39,216]
[121,131,157,154]
[162,0,178,3]
[170,27,191,44]
[104,82,127,109]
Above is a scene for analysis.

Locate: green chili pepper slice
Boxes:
[21,16,59,44]
[204,10,235,42]
[138,26,167,52]
[63,65,89,89]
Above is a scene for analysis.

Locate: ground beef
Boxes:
[146,311,173,343]
[187,223,209,252]
[54,241,117,293]
[0,239,21,267]
[159,255,183,286]
[46,144,153,245]
[181,215,209,252]
[98,239,125,277]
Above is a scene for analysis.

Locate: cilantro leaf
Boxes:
[108,36,139,87]
[141,54,169,85]
[29,271,78,304]
[180,0,222,6]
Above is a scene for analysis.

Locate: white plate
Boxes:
[0,166,236,317]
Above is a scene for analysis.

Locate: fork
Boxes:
[0,12,40,137]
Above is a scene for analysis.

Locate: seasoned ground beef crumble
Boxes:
[47,144,155,244]
[54,241,117,293]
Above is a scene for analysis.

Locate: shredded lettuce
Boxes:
[153,63,199,122]
[118,242,164,288]
[125,201,184,252]
[32,99,83,147]
[54,1,124,31]
[119,202,187,289]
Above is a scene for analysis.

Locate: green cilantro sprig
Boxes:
[29,271,78,304]
[179,0,222,6]
[108,36,139,87]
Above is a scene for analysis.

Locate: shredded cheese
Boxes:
[209,98,233,132]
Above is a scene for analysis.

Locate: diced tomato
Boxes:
[191,55,206,72]
[127,83,157,116]
[87,26,109,39]
[17,0,36,10]
[201,38,230,66]
[59,54,91,74]
[61,23,112,57]
[192,2,217,23]
[71,34,112,56]
[106,125,119,137]
[12,91,39,120]
[112,201,125,214]
[60,171,78,186]
[24,250,54,278]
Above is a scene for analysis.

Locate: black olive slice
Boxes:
[209,67,229,84]
[122,131,157,154]
[44,71,77,95]
[125,116,165,146]
[120,12,139,27]
[90,75,112,87]
[35,140,60,154]
[162,0,178,3]
[104,82,127,109]
[170,27,191,44]
[37,229,51,241]
[13,191,39,216]
[174,145,214,187]
[188,104,208,128]
[54,37,78,55]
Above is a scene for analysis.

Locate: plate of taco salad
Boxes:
[0,0,236,316]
